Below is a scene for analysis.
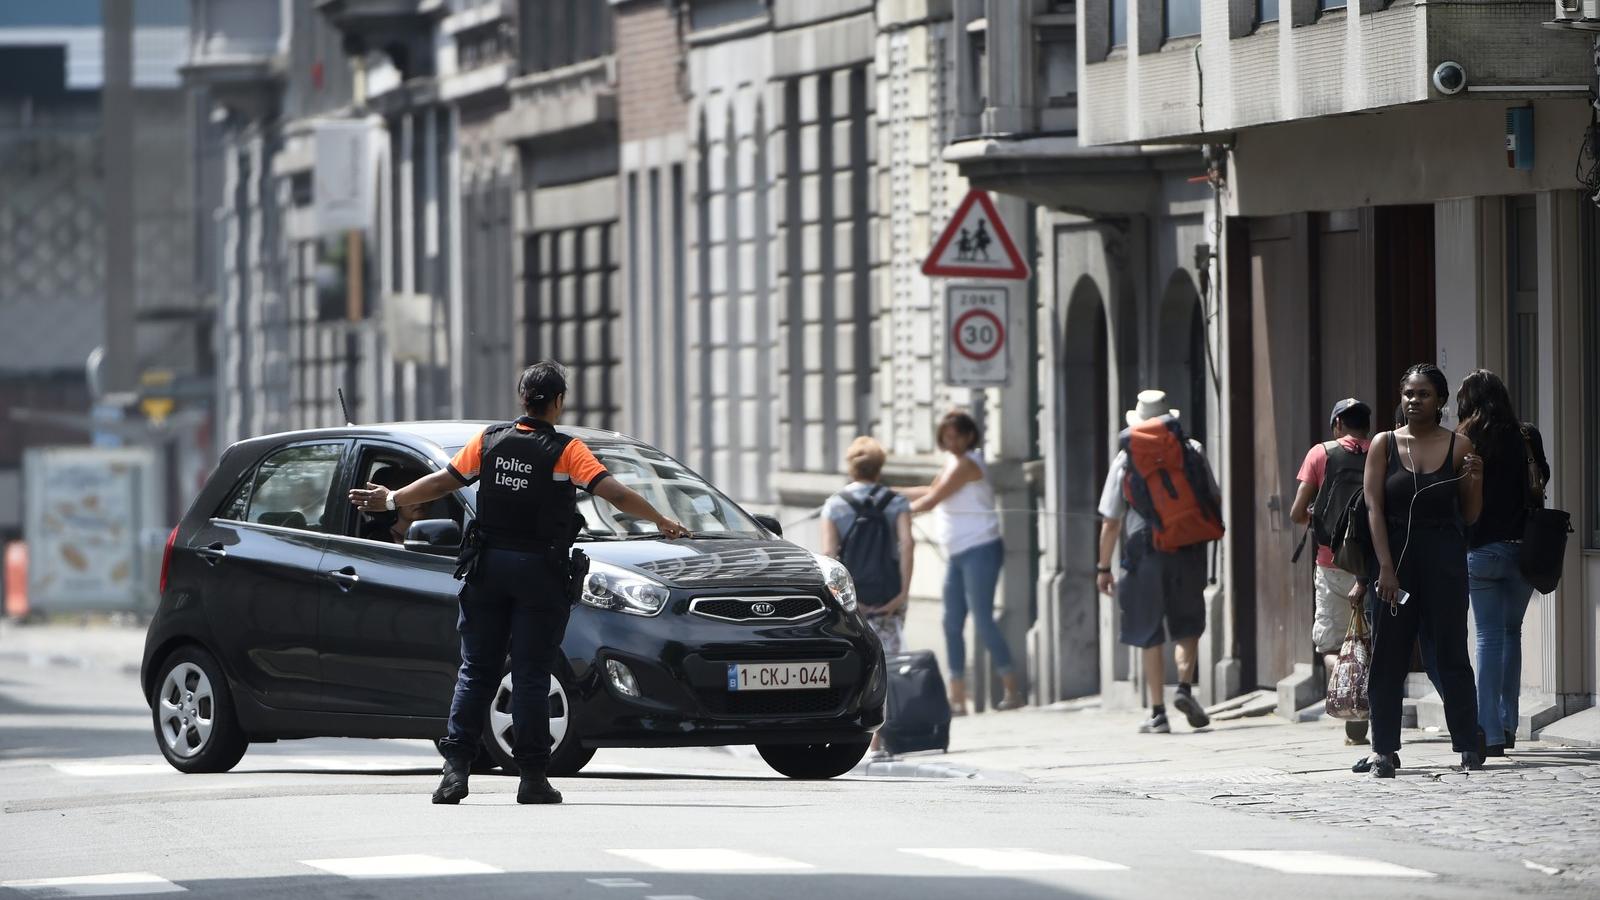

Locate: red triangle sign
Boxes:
[922,189,1030,280]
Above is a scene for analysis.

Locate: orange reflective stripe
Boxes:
[449,429,487,479]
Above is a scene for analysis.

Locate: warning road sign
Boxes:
[922,189,1030,280]
[946,284,1010,387]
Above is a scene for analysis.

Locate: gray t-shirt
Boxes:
[823,482,911,556]
[1097,442,1220,538]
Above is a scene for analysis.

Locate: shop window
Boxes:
[1507,195,1539,426]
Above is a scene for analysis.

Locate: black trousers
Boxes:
[1367,525,1479,754]
[437,547,572,770]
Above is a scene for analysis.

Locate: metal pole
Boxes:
[101,0,136,396]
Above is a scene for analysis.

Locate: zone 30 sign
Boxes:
[946,284,1009,387]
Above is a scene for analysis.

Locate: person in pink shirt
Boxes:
[1290,398,1372,744]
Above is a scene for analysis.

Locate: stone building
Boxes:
[1053,0,1600,733]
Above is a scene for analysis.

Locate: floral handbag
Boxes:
[1325,602,1371,721]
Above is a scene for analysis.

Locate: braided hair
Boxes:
[1400,363,1450,425]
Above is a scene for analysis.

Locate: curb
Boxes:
[0,650,141,676]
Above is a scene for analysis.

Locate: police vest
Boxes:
[474,417,581,549]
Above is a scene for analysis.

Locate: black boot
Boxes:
[432,757,471,804]
[517,771,562,805]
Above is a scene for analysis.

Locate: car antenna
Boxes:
[337,387,354,426]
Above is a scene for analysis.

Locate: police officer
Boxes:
[349,361,689,805]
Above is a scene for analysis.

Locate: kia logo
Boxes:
[750,602,776,617]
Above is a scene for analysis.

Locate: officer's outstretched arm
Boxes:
[592,478,690,539]
[349,469,460,513]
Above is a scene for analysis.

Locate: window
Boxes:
[1584,203,1600,549]
[1507,196,1539,427]
[1318,0,1347,10]
[243,444,344,532]
[1111,0,1128,47]
[578,443,761,538]
[1165,0,1201,40]
[346,449,464,545]
[1258,0,1280,24]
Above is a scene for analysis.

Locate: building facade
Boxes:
[1015,0,1600,730]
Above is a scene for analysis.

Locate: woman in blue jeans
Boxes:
[1456,370,1549,756]
[906,411,1022,714]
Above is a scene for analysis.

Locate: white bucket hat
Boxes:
[1125,389,1180,428]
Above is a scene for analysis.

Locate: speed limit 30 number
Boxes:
[953,309,1005,361]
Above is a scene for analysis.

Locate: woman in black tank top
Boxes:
[1360,364,1486,777]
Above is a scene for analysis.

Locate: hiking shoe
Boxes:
[1172,691,1210,729]
[516,773,563,805]
[431,757,470,805]
[1138,712,1171,734]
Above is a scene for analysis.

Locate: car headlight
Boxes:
[811,553,858,613]
[581,561,670,616]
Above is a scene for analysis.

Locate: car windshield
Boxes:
[579,442,761,539]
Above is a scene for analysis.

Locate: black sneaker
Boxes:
[1352,752,1401,773]
[1172,691,1211,729]
[1371,754,1396,779]
[516,772,563,805]
[431,758,470,805]
[1138,712,1171,734]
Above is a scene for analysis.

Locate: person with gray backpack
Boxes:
[820,437,915,760]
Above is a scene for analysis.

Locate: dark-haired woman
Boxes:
[1456,369,1549,756]
[905,411,1022,713]
[1361,364,1485,777]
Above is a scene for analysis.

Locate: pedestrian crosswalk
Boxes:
[1,848,1448,895]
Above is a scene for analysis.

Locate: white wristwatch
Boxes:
[384,493,397,511]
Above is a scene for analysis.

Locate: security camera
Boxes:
[1433,61,1467,96]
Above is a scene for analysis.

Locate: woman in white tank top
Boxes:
[905,411,1021,714]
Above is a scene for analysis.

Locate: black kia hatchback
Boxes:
[142,422,885,779]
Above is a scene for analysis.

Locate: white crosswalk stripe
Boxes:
[607,849,813,872]
[0,872,186,897]
[587,877,654,888]
[300,855,504,879]
[1200,851,1436,878]
[900,848,1129,872]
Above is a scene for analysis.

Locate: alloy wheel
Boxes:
[157,662,215,759]
[489,672,569,761]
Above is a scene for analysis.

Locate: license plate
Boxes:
[726,662,831,691]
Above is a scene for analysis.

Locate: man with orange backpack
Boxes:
[1096,390,1224,735]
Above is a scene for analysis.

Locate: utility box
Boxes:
[23,447,165,615]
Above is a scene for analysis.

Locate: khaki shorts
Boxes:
[1313,565,1360,654]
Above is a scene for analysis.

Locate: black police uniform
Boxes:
[437,416,601,772]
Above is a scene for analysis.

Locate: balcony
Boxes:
[315,0,446,79]
[182,0,284,116]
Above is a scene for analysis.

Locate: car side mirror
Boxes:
[404,519,462,555]
[753,514,783,538]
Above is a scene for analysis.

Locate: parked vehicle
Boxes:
[142,422,885,779]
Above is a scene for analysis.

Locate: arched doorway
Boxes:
[1157,272,1208,445]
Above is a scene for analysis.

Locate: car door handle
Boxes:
[195,543,227,565]
[325,567,361,590]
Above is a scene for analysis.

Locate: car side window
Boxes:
[244,444,344,533]
[218,475,252,521]
[347,447,464,545]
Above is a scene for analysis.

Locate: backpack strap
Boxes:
[870,485,896,513]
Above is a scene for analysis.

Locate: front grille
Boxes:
[689,595,825,623]
[699,687,845,717]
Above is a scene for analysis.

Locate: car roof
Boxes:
[230,421,645,456]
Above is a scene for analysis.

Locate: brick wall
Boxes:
[616,0,687,143]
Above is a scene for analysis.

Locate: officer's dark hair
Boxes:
[518,361,568,417]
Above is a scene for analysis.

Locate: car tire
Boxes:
[480,666,595,777]
[150,645,248,774]
[757,740,871,779]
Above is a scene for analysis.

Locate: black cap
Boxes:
[1329,397,1370,429]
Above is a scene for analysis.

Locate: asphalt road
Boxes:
[0,657,1587,900]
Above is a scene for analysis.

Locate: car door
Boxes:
[316,441,466,717]
[190,440,347,711]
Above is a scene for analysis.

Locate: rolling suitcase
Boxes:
[879,650,951,754]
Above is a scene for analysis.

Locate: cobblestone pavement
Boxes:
[1121,742,1600,888]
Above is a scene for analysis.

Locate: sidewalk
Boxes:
[0,619,146,674]
[881,700,1600,884]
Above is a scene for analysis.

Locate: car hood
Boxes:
[580,538,824,590]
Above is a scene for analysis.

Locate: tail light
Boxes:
[159,526,178,594]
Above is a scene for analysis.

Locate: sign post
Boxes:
[945,284,1009,388]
